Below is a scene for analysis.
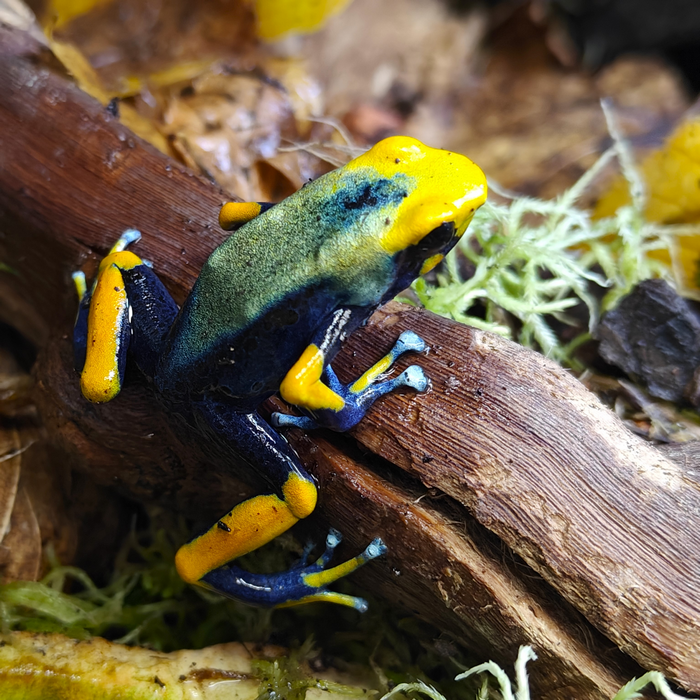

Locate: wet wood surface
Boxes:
[1,23,699,698]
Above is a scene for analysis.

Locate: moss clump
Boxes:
[416,103,700,365]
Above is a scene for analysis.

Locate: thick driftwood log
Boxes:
[1,22,699,697]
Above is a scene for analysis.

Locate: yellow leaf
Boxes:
[255,0,353,40]
[48,38,110,104]
[44,0,114,30]
[49,38,176,158]
[596,117,700,294]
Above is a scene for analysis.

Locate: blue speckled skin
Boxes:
[156,168,417,402]
[73,138,484,609]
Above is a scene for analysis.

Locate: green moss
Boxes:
[252,644,370,700]
[415,103,700,366]
[0,508,486,700]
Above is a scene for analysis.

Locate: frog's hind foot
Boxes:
[292,527,342,570]
[272,331,428,432]
[201,529,387,611]
[291,530,387,611]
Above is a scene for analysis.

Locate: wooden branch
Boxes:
[346,305,700,687]
[1,23,699,697]
[37,337,638,700]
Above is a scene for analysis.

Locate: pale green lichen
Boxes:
[415,103,700,365]
[379,646,691,700]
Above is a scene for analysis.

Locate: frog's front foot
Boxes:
[273,330,429,432]
[202,528,387,611]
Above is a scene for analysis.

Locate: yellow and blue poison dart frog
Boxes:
[72,136,487,611]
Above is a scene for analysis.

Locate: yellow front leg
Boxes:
[219,201,279,230]
[279,344,345,412]
[219,202,265,230]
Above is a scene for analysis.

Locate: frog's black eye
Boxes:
[417,221,455,253]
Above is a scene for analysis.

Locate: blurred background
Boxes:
[2,1,700,695]
[7,0,698,203]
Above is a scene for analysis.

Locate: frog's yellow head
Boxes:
[346,136,487,272]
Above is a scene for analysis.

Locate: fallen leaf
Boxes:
[56,0,257,90]
[0,486,41,583]
[0,347,76,579]
[447,7,689,198]
[163,70,310,200]
[0,427,21,542]
[44,0,114,30]
[596,113,700,297]
[304,0,486,129]
[48,36,177,157]
[0,631,372,699]
[255,0,353,41]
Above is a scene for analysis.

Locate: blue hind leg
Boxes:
[272,330,428,432]
[175,398,386,609]
[202,528,386,611]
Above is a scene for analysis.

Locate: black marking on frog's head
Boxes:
[338,179,407,211]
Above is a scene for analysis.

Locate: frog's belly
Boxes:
[213,321,314,401]
[156,286,339,403]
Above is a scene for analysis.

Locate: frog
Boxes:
[72,136,487,611]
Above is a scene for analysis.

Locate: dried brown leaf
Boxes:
[22,436,77,569]
[163,71,305,200]
[304,0,486,126]
[0,485,41,583]
[56,0,257,91]
[0,374,35,417]
[0,426,21,540]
